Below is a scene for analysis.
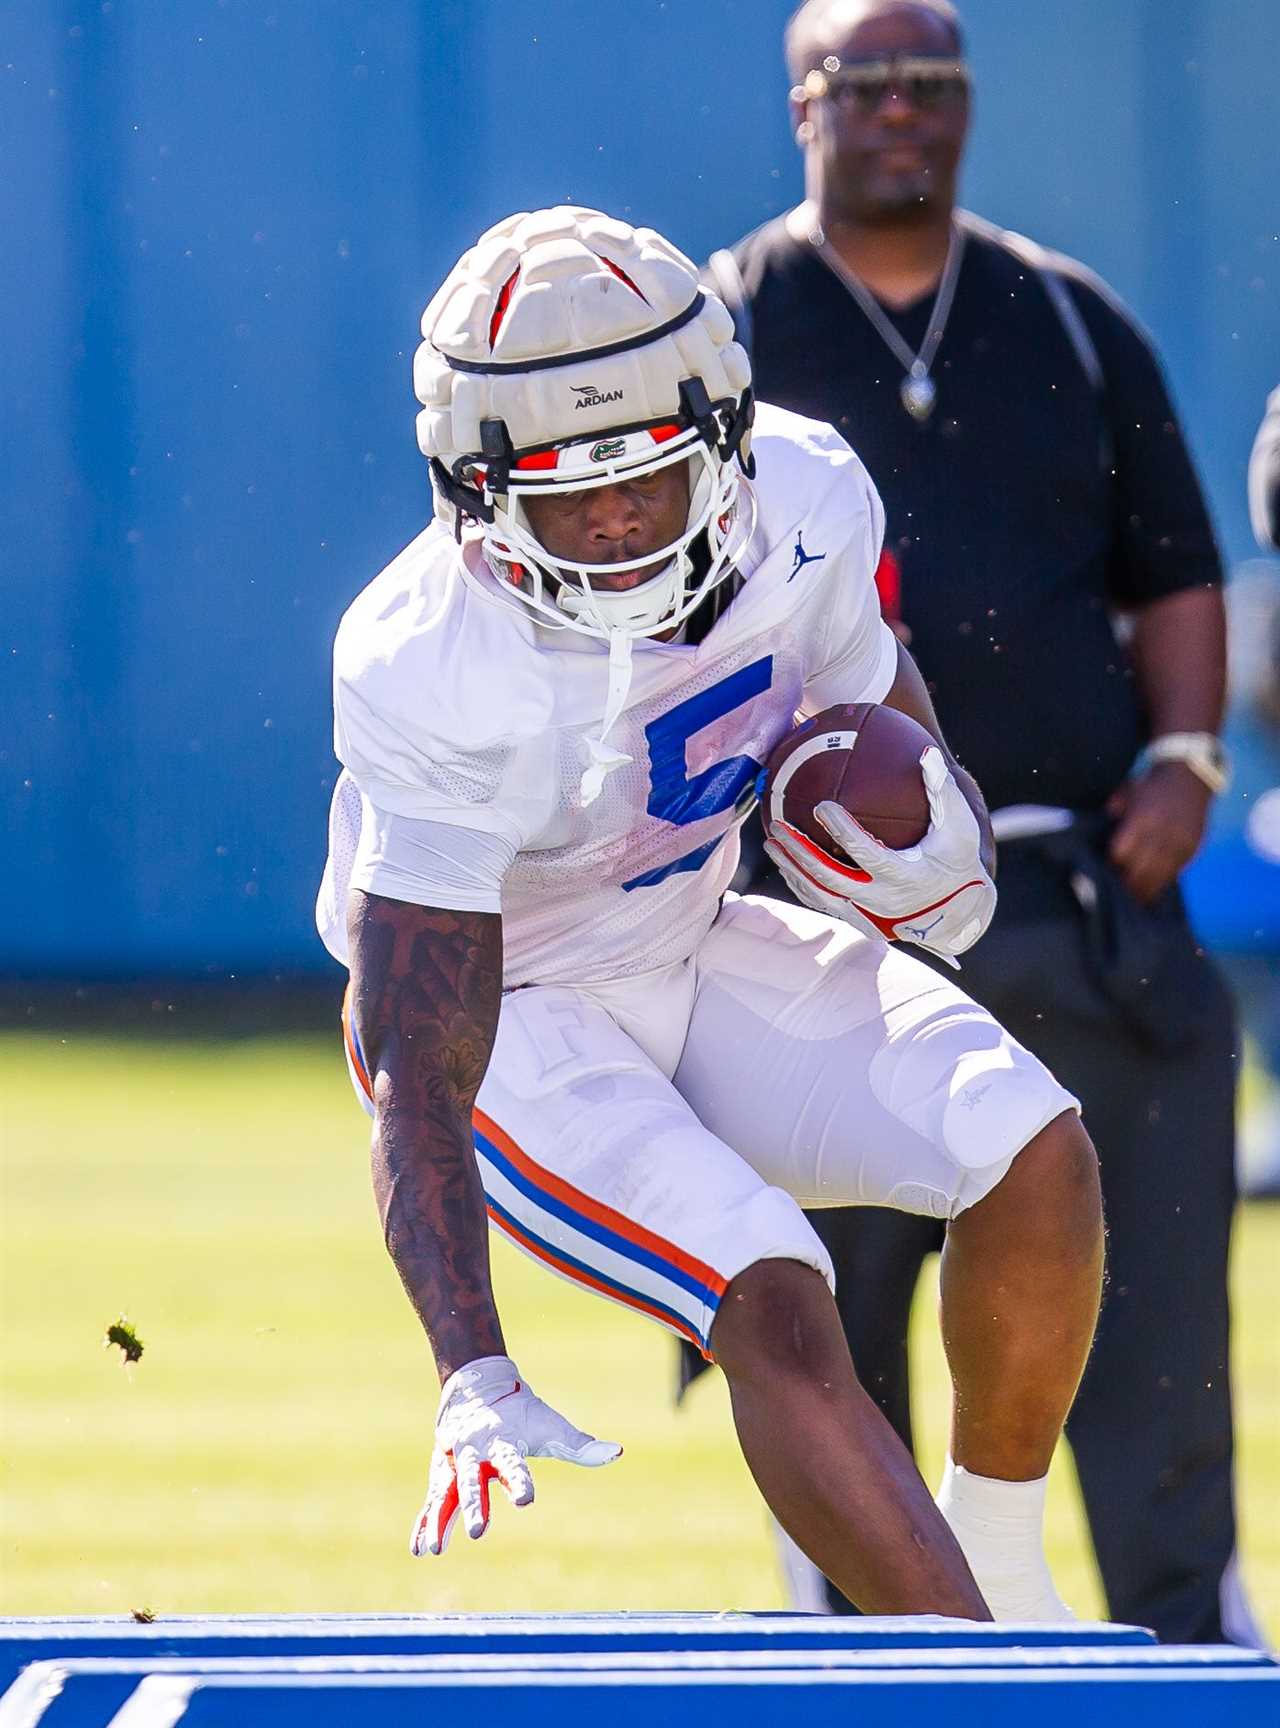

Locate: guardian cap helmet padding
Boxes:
[415,207,757,642]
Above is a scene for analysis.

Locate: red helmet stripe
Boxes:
[513,449,560,471]
[598,256,651,305]
[488,267,521,349]
[648,423,682,444]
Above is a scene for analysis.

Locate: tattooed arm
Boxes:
[346,888,505,1382]
[347,886,622,1556]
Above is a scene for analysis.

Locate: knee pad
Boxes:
[941,1046,1069,1175]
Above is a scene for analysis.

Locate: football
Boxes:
[761,702,934,854]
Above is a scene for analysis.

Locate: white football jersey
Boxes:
[317,403,898,989]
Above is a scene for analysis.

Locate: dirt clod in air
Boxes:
[104,1317,144,1365]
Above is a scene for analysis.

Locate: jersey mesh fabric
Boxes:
[316,772,362,962]
[502,631,810,985]
[411,743,513,807]
[317,781,516,960]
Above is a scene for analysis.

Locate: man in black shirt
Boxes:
[688,0,1262,1645]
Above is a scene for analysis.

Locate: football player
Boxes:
[317,207,1103,1618]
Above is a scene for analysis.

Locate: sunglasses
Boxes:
[793,56,970,114]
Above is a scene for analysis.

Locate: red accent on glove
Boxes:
[776,820,874,884]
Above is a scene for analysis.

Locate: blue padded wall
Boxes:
[3,1,1276,975]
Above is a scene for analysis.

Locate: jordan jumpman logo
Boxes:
[788,531,826,581]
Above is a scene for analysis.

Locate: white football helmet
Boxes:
[414,207,757,643]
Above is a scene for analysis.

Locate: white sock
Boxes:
[936,1456,1075,1623]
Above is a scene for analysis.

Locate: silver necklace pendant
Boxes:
[900,368,937,422]
[808,220,965,430]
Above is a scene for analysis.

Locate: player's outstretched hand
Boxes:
[411,1354,622,1557]
[765,747,996,966]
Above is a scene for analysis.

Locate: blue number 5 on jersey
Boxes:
[622,656,772,891]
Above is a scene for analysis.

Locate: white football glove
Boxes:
[411,1354,622,1556]
[763,745,996,968]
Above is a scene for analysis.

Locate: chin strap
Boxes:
[580,630,636,806]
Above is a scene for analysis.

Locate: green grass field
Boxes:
[1,1030,1276,1628]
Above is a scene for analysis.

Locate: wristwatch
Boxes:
[1134,731,1232,795]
